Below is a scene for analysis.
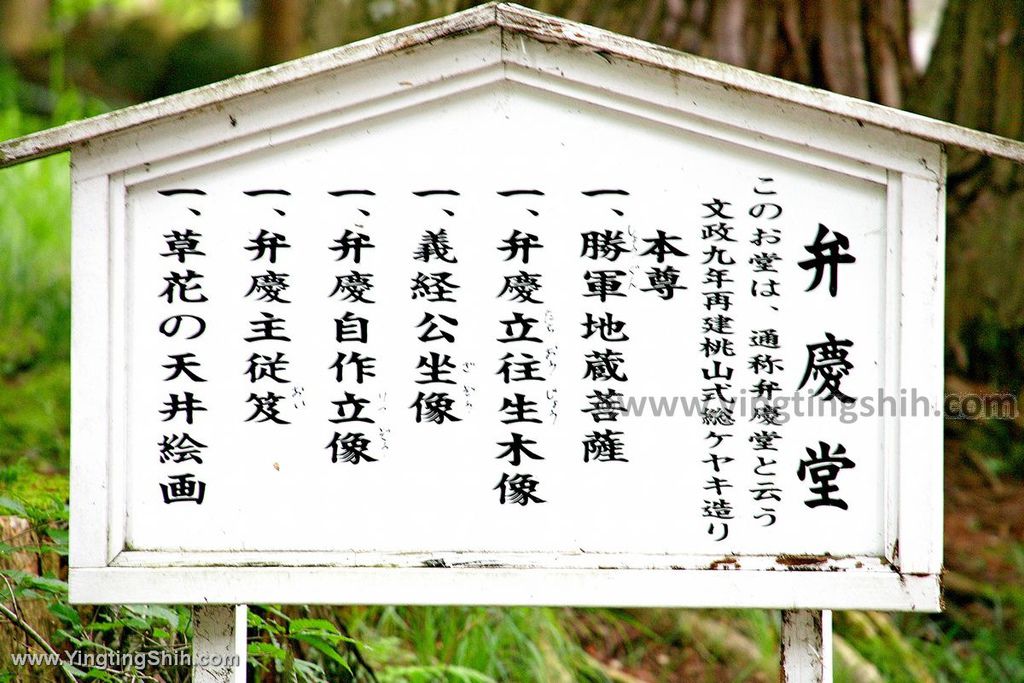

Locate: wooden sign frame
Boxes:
[45,4,946,611]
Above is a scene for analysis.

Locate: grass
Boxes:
[0,75,78,472]
[0,364,69,471]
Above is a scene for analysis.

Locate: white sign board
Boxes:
[58,8,943,609]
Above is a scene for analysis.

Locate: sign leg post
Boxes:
[781,609,832,682]
[192,604,247,683]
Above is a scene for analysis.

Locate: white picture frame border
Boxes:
[68,23,944,610]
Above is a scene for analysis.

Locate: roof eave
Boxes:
[498,3,1024,165]
[0,2,501,168]
[1,1,1023,169]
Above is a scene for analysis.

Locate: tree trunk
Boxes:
[907,0,1024,374]
[258,0,307,67]
[609,0,1023,379]
[0,517,61,667]
[510,0,914,107]
[0,0,50,59]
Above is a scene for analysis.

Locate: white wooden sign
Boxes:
[1,3,964,613]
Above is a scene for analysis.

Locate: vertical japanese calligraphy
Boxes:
[156,189,209,505]
[128,99,886,557]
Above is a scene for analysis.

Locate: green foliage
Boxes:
[63,15,252,103]
[154,0,242,30]
[834,606,1024,683]
[0,66,92,470]
[242,604,611,682]
[962,419,1024,479]
[0,116,71,371]
[53,0,136,23]
[0,460,68,523]
[346,605,607,681]
[83,15,173,102]
[953,309,1024,392]
[944,308,1024,477]
[0,362,70,469]
[152,26,251,98]
[52,0,238,27]
[0,63,104,360]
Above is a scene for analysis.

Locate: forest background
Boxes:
[1,0,1023,681]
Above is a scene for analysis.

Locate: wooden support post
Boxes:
[781,609,832,682]
[192,604,247,683]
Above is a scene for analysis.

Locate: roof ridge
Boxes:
[1,2,1022,169]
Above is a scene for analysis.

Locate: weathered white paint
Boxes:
[192,605,247,683]
[1,3,1022,168]
[68,173,110,569]
[6,2,947,618]
[781,610,832,682]
[71,567,940,609]
[896,170,946,575]
[107,552,893,571]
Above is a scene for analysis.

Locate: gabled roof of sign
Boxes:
[1,1,1023,169]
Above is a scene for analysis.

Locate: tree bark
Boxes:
[258,0,307,67]
[532,0,914,107]
[907,0,1024,370]
[0,0,50,59]
[0,517,61,667]
[619,0,1023,376]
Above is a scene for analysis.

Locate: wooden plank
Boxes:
[68,172,110,568]
[192,605,247,683]
[781,610,832,682]
[897,171,946,574]
[106,172,127,562]
[69,567,941,610]
[108,550,895,571]
[881,171,904,564]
